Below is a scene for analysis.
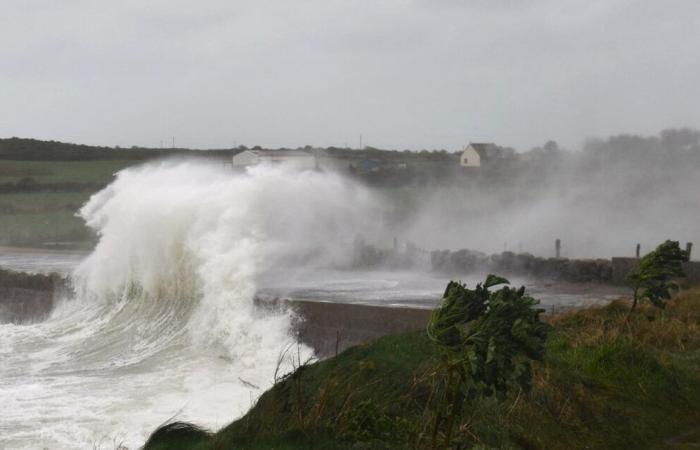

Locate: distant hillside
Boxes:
[0,137,234,161]
[0,137,461,163]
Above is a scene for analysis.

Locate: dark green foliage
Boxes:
[338,399,401,443]
[0,137,234,161]
[426,275,549,447]
[626,240,688,313]
[427,275,549,396]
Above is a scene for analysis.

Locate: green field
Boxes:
[0,159,142,247]
[0,159,140,184]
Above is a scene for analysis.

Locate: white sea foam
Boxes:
[0,161,380,449]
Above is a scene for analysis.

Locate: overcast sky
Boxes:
[1,1,699,151]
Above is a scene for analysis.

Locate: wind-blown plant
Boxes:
[426,275,549,448]
[626,240,688,315]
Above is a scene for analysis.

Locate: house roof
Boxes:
[466,143,497,156]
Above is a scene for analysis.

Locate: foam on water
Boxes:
[0,161,379,448]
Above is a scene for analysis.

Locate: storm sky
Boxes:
[1,0,699,151]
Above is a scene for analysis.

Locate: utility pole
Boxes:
[172,136,175,149]
[359,134,363,149]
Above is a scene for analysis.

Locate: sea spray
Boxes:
[0,160,381,449]
[75,160,379,355]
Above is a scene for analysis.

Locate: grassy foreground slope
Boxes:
[145,289,700,449]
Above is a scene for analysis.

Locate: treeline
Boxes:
[0,137,461,162]
[0,179,103,194]
[2,127,699,175]
[520,127,700,173]
[0,137,235,161]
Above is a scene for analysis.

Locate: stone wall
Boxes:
[431,250,612,283]
[611,257,700,285]
[255,297,432,358]
[0,268,66,323]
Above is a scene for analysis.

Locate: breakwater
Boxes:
[431,249,614,283]
[354,242,617,283]
[0,268,66,323]
[611,257,700,285]
[255,296,432,357]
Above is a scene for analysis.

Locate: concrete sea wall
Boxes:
[611,257,700,285]
[431,249,613,283]
[0,268,65,323]
[290,300,431,357]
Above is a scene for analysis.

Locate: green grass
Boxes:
[0,209,91,244]
[0,191,90,211]
[0,159,141,246]
[0,192,95,245]
[144,289,700,449]
[0,159,140,184]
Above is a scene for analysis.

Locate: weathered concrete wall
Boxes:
[0,268,67,323]
[292,301,431,357]
[255,297,432,358]
[611,257,637,285]
[353,241,428,270]
[611,257,700,285]
[0,288,54,323]
[432,250,612,283]
[685,261,700,284]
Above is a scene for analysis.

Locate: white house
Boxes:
[232,149,317,170]
[460,143,514,168]
[460,143,486,167]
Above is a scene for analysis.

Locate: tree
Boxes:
[626,240,688,315]
[426,275,549,448]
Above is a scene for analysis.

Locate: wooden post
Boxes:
[686,242,693,261]
[636,243,641,258]
[555,239,561,258]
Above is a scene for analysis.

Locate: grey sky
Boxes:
[1,0,699,151]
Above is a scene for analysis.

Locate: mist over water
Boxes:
[393,132,700,258]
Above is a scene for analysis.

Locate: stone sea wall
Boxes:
[431,249,613,283]
[255,296,432,358]
[611,257,700,285]
[0,268,67,323]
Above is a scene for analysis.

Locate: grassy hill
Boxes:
[145,289,700,449]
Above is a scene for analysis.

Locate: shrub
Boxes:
[426,275,549,448]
